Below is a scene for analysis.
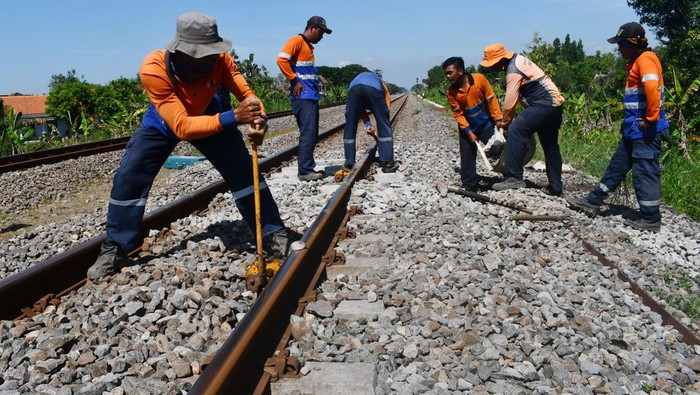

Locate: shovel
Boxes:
[476,141,494,172]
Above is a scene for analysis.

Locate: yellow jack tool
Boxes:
[245,142,282,293]
[333,167,350,182]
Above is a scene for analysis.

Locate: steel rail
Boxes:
[0,138,131,173]
[0,95,406,320]
[188,94,409,395]
[0,101,347,173]
[566,224,700,346]
[0,96,393,320]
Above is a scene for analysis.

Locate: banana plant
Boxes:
[0,108,34,155]
[78,110,94,138]
[664,68,700,162]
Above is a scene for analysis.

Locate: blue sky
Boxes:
[2,0,651,95]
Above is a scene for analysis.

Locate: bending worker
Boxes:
[443,56,503,191]
[480,43,565,196]
[88,12,298,281]
[342,71,399,173]
[567,22,669,232]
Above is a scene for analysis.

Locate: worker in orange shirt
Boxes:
[568,22,669,232]
[277,16,332,181]
[87,13,298,281]
[443,56,503,191]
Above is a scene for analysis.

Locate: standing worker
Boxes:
[480,43,565,196]
[87,12,299,281]
[443,56,503,191]
[277,16,332,181]
[567,22,669,232]
[342,71,399,173]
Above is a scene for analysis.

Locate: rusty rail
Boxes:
[188,94,409,394]
[0,95,409,320]
[566,224,700,346]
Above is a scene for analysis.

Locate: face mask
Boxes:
[172,52,216,84]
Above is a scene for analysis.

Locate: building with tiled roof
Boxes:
[1,94,48,115]
[1,94,69,137]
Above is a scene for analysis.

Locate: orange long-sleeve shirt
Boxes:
[621,50,669,138]
[139,50,264,141]
[446,73,503,134]
[277,34,319,101]
[626,51,664,122]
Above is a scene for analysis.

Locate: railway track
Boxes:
[0,96,406,321]
[0,94,698,393]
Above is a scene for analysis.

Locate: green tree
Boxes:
[45,81,95,133]
[46,76,147,138]
[230,51,289,112]
[318,64,370,88]
[627,0,697,43]
[232,51,275,88]
[425,65,448,91]
[385,82,405,95]
[664,68,700,162]
[48,69,85,89]
[98,77,149,136]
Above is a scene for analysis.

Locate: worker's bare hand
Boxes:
[247,117,267,146]
[365,125,376,136]
[292,81,306,98]
[467,131,478,143]
[234,97,262,125]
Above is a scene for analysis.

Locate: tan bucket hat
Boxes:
[165,12,232,58]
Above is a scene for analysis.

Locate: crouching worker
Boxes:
[87,12,298,281]
[342,71,400,173]
[443,57,503,191]
[567,22,669,232]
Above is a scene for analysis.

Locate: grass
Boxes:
[559,122,700,221]
[655,269,700,323]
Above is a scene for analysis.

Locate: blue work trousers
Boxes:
[506,105,563,192]
[459,125,495,188]
[343,85,394,165]
[105,125,284,252]
[587,129,668,222]
[292,99,319,174]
